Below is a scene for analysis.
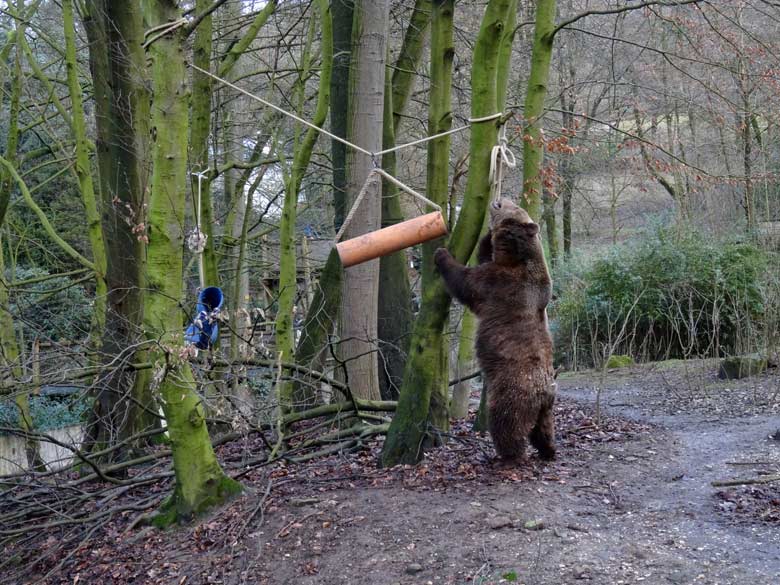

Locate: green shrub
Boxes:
[551,223,773,368]
[606,354,634,368]
[0,394,89,434]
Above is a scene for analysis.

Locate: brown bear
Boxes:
[434,198,556,462]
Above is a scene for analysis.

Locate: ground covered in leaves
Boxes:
[2,360,779,584]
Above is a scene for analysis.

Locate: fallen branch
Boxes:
[711,474,780,487]
[282,398,397,426]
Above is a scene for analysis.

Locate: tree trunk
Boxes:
[330,0,354,231]
[189,0,218,286]
[338,0,390,401]
[542,189,558,267]
[276,0,332,414]
[191,0,278,287]
[1,242,45,471]
[0,0,45,472]
[391,0,432,133]
[421,0,456,433]
[521,0,556,222]
[469,0,515,431]
[63,0,108,351]
[741,90,755,230]
[293,249,343,401]
[376,2,431,401]
[82,0,157,459]
[560,100,575,258]
[376,64,413,400]
[381,0,517,467]
[142,0,240,525]
[451,287,477,419]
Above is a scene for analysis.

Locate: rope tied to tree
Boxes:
[188,169,209,288]
[189,64,503,168]
[488,121,516,205]
[188,63,507,261]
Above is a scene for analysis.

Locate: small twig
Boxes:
[235,478,274,540]
[275,510,323,538]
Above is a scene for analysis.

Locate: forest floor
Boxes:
[9,359,780,585]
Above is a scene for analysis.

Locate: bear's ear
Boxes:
[522,221,540,237]
[497,218,539,238]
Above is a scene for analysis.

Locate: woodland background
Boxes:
[0,0,778,578]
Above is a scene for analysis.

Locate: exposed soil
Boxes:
[6,360,780,585]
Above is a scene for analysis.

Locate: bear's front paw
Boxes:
[433,247,452,270]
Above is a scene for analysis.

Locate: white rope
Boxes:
[190,64,502,161]
[334,169,381,243]
[189,169,209,288]
[334,168,444,243]
[374,167,442,211]
[375,112,503,157]
[189,63,507,246]
[488,122,516,204]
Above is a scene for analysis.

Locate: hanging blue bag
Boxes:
[184,286,224,349]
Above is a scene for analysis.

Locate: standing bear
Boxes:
[434,198,556,462]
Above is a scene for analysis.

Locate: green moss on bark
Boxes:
[381,0,517,466]
[521,0,556,222]
[142,0,240,523]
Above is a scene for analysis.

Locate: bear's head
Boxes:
[488,197,532,228]
[489,198,542,265]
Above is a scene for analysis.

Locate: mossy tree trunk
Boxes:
[0,0,45,471]
[451,219,484,421]
[377,75,414,401]
[0,236,45,470]
[338,0,390,401]
[381,0,517,466]
[521,0,557,223]
[452,2,517,431]
[377,0,432,401]
[420,0,456,434]
[390,0,432,132]
[293,249,343,402]
[292,0,355,389]
[82,0,157,458]
[142,0,240,525]
[189,0,218,286]
[276,0,332,414]
[451,305,477,419]
[530,0,561,261]
[62,0,108,352]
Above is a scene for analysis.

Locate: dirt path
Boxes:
[13,362,777,585]
[247,362,779,585]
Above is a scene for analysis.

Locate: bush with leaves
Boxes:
[552,223,774,368]
[0,394,89,434]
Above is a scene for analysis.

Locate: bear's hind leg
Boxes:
[488,402,534,463]
[529,404,556,461]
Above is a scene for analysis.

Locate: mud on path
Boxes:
[16,361,779,585]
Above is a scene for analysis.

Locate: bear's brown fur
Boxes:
[434,198,556,461]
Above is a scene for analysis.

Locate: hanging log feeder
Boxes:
[334,167,448,268]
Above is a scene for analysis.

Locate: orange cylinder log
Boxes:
[336,211,448,268]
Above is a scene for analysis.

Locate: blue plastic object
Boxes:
[184,286,224,349]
